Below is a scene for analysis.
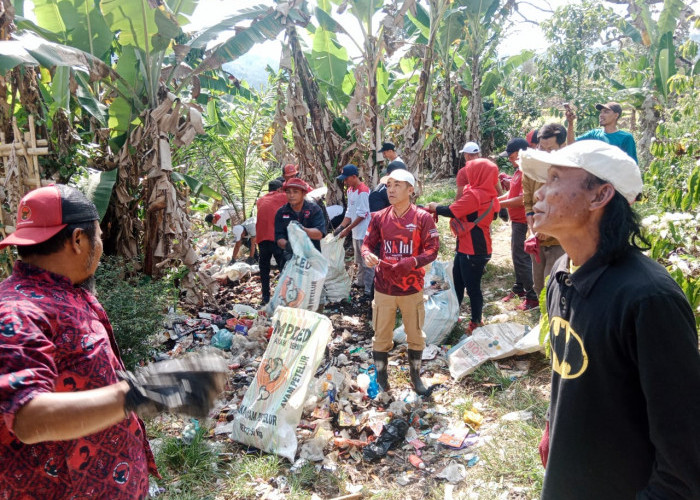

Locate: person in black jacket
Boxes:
[274,177,326,268]
[521,140,700,500]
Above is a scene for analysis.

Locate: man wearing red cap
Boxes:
[274,177,327,268]
[0,185,158,498]
[566,101,637,162]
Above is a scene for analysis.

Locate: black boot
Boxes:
[407,349,429,396]
[373,351,390,392]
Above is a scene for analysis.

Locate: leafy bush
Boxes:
[94,256,173,369]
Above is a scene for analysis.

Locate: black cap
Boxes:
[378,142,396,153]
[499,137,529,157]
[386,160,407,174]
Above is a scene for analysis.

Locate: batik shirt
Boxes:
[361,205,439,296]
[0,262,156,500]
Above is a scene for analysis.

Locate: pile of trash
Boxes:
[195,231,260,283]
[147,227,547,498]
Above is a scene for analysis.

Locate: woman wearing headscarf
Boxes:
[427,158,500,332]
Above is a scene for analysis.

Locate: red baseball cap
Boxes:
[0,185,99,249]
[283,164,299,176]
[281,177,312,193]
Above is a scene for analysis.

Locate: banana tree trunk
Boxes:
[465,53,482,149]
[284,27,348,204]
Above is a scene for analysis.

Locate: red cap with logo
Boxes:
[283,164,299,176]
[282,177,312,193]
[0,185,99,249]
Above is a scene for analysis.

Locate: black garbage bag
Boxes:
[362,418,410,462]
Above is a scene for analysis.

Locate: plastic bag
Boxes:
[320,235,351,303]
[210,328,233,350]
[447,322,532,380]
[267,222,329,314]
[230,306,333,461]
[393,261,459,345]
[211,262,259,281]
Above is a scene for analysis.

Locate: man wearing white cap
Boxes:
[455,141,482,200]
[362,169,439,396]
[521,140,700,499]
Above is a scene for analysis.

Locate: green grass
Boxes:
[223,453,283,499]
[470,420,545,495]
[470,361,515,391]
[155,426,221,498]
[417,183,457,204]
[492,380,550,427]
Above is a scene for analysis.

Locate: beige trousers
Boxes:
[372,290,426,352]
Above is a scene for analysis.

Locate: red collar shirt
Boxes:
[0,262,156,500]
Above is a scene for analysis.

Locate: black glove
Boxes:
[121,354,228,419]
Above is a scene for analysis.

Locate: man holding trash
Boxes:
[334,164,373,299]
[521,141,700,499]
[362,170,439,396]
[0,185,225,499]
[274,177,327,268]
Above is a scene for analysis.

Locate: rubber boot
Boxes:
[407,349,429,396]
[373,351,390,392]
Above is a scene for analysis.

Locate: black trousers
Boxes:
[258,240,284,300]
[453,252,491,323]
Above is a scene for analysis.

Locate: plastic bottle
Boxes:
[409,454,426,469]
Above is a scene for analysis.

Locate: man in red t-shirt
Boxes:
[362,170,439,396]
[498,137,538,310]
[255,179,288,305]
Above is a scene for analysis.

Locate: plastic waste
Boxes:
[409,454,426,469]
[181,419,200,445]
[463,409,484,428]
[362,418,409,462]
[367,365,379,399]
[437,461,467,484]
[210,328,233,350]
[356,373,370,392]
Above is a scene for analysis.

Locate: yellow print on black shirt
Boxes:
[550,317,589,379]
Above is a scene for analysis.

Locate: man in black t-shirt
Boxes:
[521,141,700,500]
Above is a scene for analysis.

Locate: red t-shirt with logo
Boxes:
[361,205,439,296]
[255,190,288,243]
[507,169,527,223]
[0,262,157,499]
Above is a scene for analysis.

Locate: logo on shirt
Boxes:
[429,228,439,238]
[405,223,417,232]
[550,317,589,379]
[384,239,413,256]
[113,462,130,485]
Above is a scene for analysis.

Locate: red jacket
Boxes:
[255,190,288,243]
[449,159,500,255]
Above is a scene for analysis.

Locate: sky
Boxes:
[186,0,583,71]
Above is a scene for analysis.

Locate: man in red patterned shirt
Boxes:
[362,170,439,396]
[0,185,158,499]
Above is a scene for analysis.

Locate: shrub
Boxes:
[94,256,173,369]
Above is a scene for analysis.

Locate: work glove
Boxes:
[524,236,541,263]
[391,257,417,278]
[121,353,228,419]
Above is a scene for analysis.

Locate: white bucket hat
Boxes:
[520,140,642,203]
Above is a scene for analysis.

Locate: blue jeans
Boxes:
[453,253,491,323]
